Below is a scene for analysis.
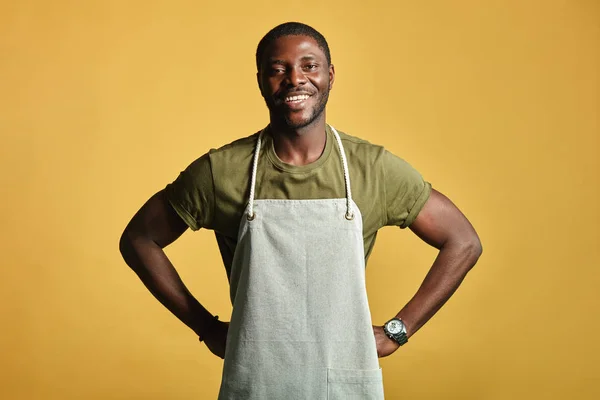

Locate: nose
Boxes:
[285,65,307,87]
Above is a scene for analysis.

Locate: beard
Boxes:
[265,88,330,130]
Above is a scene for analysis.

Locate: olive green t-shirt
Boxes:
[165,125,431,274]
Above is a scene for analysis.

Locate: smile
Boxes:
[284,94,311,103]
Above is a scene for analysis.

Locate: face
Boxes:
[258,35,335,130]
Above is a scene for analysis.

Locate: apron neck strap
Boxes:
[247,125,354,221]
[331,126,355,220]
[247,129,263,220]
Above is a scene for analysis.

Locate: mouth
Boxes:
[281,93,313,109]
[284,94,311,103]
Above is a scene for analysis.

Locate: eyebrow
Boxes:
[268,55,319,65]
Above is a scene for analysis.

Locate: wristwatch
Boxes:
[383,317,408,346]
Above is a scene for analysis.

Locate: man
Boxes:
[119,22,482,399]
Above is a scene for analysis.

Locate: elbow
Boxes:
[119,232,127,257]
[119,229,129,256]
[446,232,482,274]
[119,229,136,267]
[464,235,483,269]
[119,229,158,274]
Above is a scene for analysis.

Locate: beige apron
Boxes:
[217,126,384,399]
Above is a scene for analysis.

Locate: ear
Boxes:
[257,71,264,96]
[328,64,335,90]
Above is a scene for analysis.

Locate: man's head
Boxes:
[256,22,331,71]
[256,22,335,130]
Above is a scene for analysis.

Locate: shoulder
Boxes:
[170,130,261,185]
[332,127,386,163]
[335,128,382,149]
[206,131,259,165]
[332,127,420,170]
[177,131,261,175]
[209,131,260,156]
[330,126,386,173]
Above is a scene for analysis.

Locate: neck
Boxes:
[268,112,328,166]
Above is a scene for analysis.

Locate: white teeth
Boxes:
[285,94,310,102]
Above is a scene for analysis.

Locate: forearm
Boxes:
[119,234,215,337]
[397,240,481,338]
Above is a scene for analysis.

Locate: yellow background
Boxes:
[1,0,598,399]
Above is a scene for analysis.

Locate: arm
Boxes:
[375,188,483,356]
[119,189,226,355]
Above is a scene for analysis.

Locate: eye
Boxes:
[303,64,318,71]
[269,67,286,76]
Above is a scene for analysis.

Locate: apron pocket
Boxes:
[327,368,384,399]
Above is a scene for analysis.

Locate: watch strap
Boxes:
[384,318,408,346]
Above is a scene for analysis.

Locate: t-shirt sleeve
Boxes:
[383,150,432,228]
[164,153,215,231]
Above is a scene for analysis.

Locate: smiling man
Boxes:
[119,22,482,399]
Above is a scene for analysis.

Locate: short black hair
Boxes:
[256,22,331,72]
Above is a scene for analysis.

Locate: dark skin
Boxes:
[257,35,335,165]
[119,190,229,358]
[119,35,482,360]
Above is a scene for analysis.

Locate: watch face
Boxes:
[387,320,402,334]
